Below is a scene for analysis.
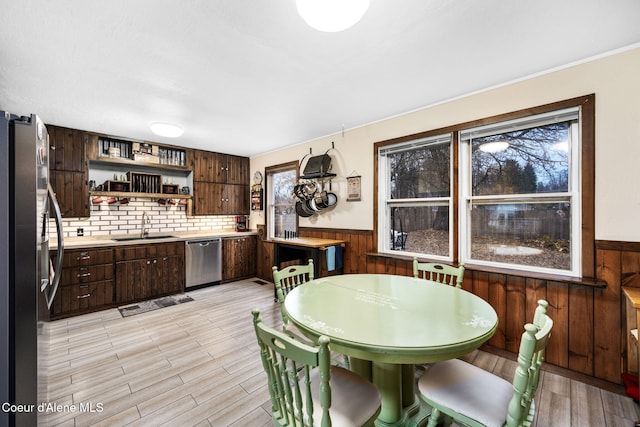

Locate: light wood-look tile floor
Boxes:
[42,278,640,426]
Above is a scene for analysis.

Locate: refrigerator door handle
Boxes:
[47,183,64,309]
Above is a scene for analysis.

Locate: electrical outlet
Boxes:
[77,228,84,237]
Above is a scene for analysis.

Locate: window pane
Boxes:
[390,205,449,257]
[471,122,572,196]
[269,169,296,238]
[273,204,296,238]
[470,202,571,270]
[389,143,450,199]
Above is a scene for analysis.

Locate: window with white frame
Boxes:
[459,108,581,275]
[266,163,297,239]
[377,134,453,259]
[375,96,593,278]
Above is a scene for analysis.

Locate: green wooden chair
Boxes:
[272,260,314,337]
[413,257,465,288]
[273,260,350,368]
[252,309,381,426]
[417,300,553,427]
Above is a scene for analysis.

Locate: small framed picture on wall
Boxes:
[346,175,361,202]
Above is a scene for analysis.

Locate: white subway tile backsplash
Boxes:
[52,196,239,237]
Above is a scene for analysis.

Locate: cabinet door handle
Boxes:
[77,293,91,299]
[77,272,91,278]
[77,254,91,261]
[153,259,157,264]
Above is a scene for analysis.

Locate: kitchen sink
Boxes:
[112,235,176,242]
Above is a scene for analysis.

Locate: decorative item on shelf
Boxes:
[132,152,160,164]
[108,147,121,158]
[98,137,132,159]
[256,224,266,241]
[132,142,160,163]
[104,180,130,192]
[162,184,179,194]
[91,196,103,204]
[251,188,263,211]
[178,199,188,206]
[119,197,129,205]
[107,197,117,204]
[128,171,161,193]
[346,172,361,202]
[180,186,190,195]
[157,198,167,205]
[167,199,177,205]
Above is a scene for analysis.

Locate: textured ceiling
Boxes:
[1,0,640,157]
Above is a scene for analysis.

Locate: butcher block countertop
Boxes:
[268,237,346,249]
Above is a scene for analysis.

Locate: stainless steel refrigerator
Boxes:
[1,112,64,426]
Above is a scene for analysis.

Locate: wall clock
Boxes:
[253,171,263,185]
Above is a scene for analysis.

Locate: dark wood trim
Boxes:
[264,160,299,240]
[364,251,606,288]
[299,226,372,235]
[597,240,640,252]
[372,94,596,278]
[581,94,596,278]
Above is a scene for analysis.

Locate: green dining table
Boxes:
[282,274,498,426]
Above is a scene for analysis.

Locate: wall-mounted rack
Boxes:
[299,142,337,180]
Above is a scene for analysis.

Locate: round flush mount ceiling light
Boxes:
[296,0,370,32]
[150,122,184,138]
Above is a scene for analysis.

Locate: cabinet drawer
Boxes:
[61,264,113,285]
[51,280,115,317]
[62,248,114,267]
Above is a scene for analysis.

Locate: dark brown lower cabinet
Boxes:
[115,241,185,304]
[50,248,115,319]
[222,235,257,282]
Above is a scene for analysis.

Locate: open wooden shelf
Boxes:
[90,191,191,199]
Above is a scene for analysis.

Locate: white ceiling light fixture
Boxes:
[296,0,370,32]
[478,140,510,153]
[150,122,184,138]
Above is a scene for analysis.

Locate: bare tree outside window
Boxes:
[386,140,451,257]
[467,121,575,270]
[268,168,297,239]
[378,100,588,276]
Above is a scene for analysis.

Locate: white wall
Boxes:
[249,46,640,242]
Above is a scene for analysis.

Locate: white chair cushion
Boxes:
[308,366,381,426]
[418,359,513,427]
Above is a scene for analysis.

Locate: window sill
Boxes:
[365,252,607,288]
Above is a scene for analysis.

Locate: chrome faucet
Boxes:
[141,211,151,238]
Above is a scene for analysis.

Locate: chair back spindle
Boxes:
[252,309,381,426]
[413,257,464,288]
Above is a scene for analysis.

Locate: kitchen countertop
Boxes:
[51,230,258,249]
[269,237,346,249]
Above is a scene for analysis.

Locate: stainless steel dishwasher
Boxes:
[185,238,222,289]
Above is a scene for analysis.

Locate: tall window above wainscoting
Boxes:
[375,95,595,278]
[266,161,298,240]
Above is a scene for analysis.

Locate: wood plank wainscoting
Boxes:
[257,228,640,391]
